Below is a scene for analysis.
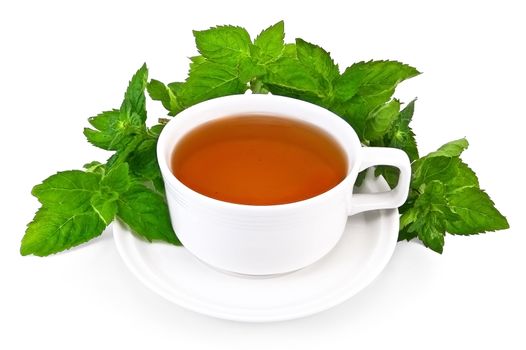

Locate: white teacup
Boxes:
[157,94,410,276]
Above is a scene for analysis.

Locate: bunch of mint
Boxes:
[21,66,179,256]
[21,21,508,256]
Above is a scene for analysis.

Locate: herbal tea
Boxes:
[171,115,348,205]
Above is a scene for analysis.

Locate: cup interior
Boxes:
[157,94,363,207]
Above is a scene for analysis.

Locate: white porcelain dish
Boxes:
[114,173,399,322]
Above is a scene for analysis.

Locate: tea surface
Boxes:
[171,115,347,205]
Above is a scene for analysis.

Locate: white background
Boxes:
[1,0,525,349]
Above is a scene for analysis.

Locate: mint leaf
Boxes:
[282,43,296,57]
[295,38,339,85]
[253,20,285,63]
[398,226,418,241]
[411,139,477,192]
[262,39,338,105]
[21,208,107,256]
[426,138,469,158]
[413,156,480,194]
[84,161,105,174]
[147,79,181,115]
[412,156,458,189]
[178,61,247,107]
[117,183,180,245]
[84,64,149,151]
[84,65,163,189]
[364,99,401,141]
[331,61,420,137]
[84,109,144,151]
[238,57,267,84]
[32,170,101,210]
[22,169,117,256]
[401,181,459,253]
[121,63,148,120]
[101,163,131,194]
[447,160,479,192]
[263,57,325,103]
[91,163,129,224]
[90,191,118,224]
[386,99,419,162]
[127,137,163,187]
[415,214,446,253]
[189,55,207,72]
[105,136,144,170]
[373,100,419,188]
[447,187,509,234]
[334,60,420,103]
[400,136,508,248]
[193,25,251,64]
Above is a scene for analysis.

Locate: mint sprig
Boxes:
[399,138,508,252]
[21,65,179,256]
[21,21,508,256]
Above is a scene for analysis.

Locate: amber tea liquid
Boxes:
[171,115,348,205]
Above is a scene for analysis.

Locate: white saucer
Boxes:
[113,173,399,322]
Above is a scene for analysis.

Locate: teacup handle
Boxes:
[348,147,411,216]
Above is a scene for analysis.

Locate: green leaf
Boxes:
[374,166,400,189]
[90,191,118,224]
[263,57,325,103]
[193,25,251,64]
[32,170,101,211]
[331,61,420,137]
[426,138,469,158]
[282,43,296,57]
[401,133,508,247]
[446,187,509,234]
[400,181,458,253]
[167,81,184,94]
[364,99,401,141]
[253,21,285,63]
[412,156,457,189]
[178,61,247,107]
[238,57,266,84]
[105,136,144,170]
[446,160,479,192]
[411,155,480,193]
[386,99,419,162]
[416,215,446,254]
[21,207,106,256]
[262,40,338,104]
[117,183,180,245]
[295,38,339,84]
[398,226,418,241]
[101,163,130,194]
[121,63,148,121]
[84,64,157,182]
[334,60,420,103]
[373,100,419,188]
[84,110,130,150]
[148,124,164,138]
[22,167,131,256]
[83,161,105,174]
[84,64,150,151]
[147,79,181,114]
[127,137,162,185]
[331,95,390,139]
[84,110,145,151]
[188,55,207,72]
